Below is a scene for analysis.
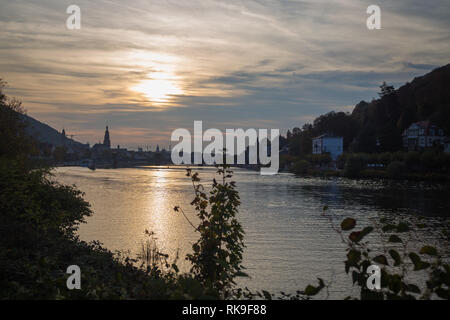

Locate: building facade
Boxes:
[312,134,343,160]
[402,121,445,151]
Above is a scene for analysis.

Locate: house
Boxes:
[445,139,450,154]
[402,121,445,151]
[312,134,343,160]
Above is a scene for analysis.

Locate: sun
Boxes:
[132,73,183,104]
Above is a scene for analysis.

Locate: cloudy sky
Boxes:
[1,0,449,149]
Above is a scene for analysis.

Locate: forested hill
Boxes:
[286,64,450,155]
[19,112,83,148]
[350,63,450,152]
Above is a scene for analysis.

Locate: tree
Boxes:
[0,79,35,163]
[378,82,395,98]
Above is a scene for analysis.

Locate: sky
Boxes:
[0,0,449,149]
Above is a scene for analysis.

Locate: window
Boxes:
[420,137,425,145]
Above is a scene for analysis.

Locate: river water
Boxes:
[55,166,449,299]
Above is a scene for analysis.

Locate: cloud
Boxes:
[0,0,449,147]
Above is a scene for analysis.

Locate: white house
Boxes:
[312,134,343,160]
[402,121,445,151]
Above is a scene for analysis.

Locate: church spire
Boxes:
[61,128,67,145]
[103,126,111,148]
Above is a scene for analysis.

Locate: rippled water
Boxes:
[55,166,449,298]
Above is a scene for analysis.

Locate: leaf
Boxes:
[360,226,374,239]
[352,271,359,284]
[304,285,317,296]
[348,227,373,242]
[373,255,389,265]
[388,249,402,266]
[235,271,249,277]
[261,290,272,300]
[303,278,325,296]
[347,250,361,266]
[396,222,410,233]
[382,224,397,232]
[435,288,450,300]
[349,231,361,242]
[419,245,438,256]
[409,252,430,271]
[341,218,356,231]
[388,235,402,243]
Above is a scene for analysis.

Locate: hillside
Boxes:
[350,64,450,152]
[286,63,450,155]
[20,113,84,148]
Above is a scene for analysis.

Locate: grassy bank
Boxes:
[294,168,450,182]
[286,152,450,182]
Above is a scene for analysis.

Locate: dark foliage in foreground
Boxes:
[0,80,216,299]
[321,207,450,300]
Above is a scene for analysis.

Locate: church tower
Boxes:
[103,126,111,148]
[61,128,67,146]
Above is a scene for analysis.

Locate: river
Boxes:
[55,166,449,299]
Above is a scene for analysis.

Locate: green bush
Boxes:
[334,212,450,300]
[174,165,246,298]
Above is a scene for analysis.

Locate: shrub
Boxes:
[174,165,246,298]
[343,156,365,178]
[292,160,310,175]
[378,152,392,166]
[387,161,406,179]
[320,207,450,300]
[420,151,438,169]
[404,152,421,168]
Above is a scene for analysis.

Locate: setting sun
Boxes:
[132,73,183,104]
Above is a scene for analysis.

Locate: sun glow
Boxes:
[132,72,183,104]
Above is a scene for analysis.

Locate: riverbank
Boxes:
[292,168,450,182]
[285,151,450,182]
